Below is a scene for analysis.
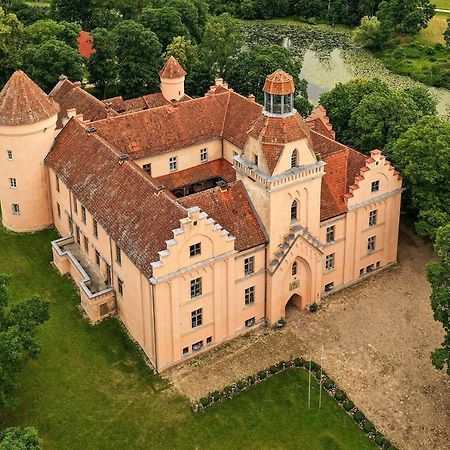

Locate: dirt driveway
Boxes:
[166,230,450,450]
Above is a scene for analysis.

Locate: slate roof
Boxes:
[178,181,267,252]
[0,71,59,126]
[45,119,187,279]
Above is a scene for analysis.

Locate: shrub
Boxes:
[277,360,287,370]
[293,358,303,367]
[223,386,233,395]
[247,375,255,384]
[310,361,319,371]
[375,433,385,446]
[363,420,375,433]
[270,365,278,374]
[210,391,222,402]
[353,410,365,423]
[200,397,209,407]
[324,379,335,390]
[343,400,354,411]
[258,370,267,380]
[334,390,346,401]
[309,302,319,312]
[237,380,246,390]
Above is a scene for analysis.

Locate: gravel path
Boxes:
[166,230,450,450]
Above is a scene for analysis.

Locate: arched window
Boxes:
[291,261,298,276]
[290,200,298,222]
[291,149,298,168]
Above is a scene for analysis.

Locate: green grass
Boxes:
[0,226,374,449]
[419,13,449,44]
[434,0,450,9]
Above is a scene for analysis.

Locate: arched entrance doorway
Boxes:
[285,293,302,319]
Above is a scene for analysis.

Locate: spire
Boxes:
[159,56,187,79]
[0,70,59,126]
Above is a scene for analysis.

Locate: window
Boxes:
[73,195,78,213]
[116,244,122,265]
[206,336,212,344]
[192,340,203,352]
[57,202,61,218]
[9,178,16,188]
[75,226,81,244]
[200,148,208,162]
[169,156,177,172]
[325,253,335,271]
[253,153,258,167]
[189,242,201,257]
[95,250,100,266]
[105,264,111,285]
[325,282,334,292]
[245,286,255,305]
[6,150,13,160]
[290,200,298,222]
[245,317,256,327]
[291,261,298,276]
[369,210,377,227]
[11,203,20,215]
[371,180,380,192]
[117,277,123,296]
[56,176,60,192]
[190,277,202,298]
[68,216,73,233]
[376,261,381,268]
[83,236,89,253]
[291,149,298,168]
[368,236,376,254]
[143,163,152,175]
[366,264,375,273]
[191,308,202,328]
[81,206,86,224]
[244,256,254,275]
[359,268,365,277]
[326,225,335,243]
[182,346,189,355]
[93,219,98,238]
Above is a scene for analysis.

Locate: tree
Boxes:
[21,39,83,92]
[226,44,303,101]
[167,0,201,41]
[0,7,24,87]
[25,19,80,48]
[391,116,450,239]
[166,35,198,72]
[426,224,450,375]
[139,6,187,48]
[0,427,41,449]
[202,13,242,77]
[0,274,50,407]
[7,0,47,26]
[376,0,435,36]
[87,28,117,98]
[112,20,162,98]
[353,16,387,49]
[445,17,450,47]
[51,0,94,28]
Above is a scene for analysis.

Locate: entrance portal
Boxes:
[285,293,302,319]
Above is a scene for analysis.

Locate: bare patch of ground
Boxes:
[166,230,450,450]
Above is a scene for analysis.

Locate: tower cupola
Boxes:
[263,70,295,117]
[159,56,187,102]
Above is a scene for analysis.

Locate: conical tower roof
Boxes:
[159,56,187,79]
[263,69,295,95]
[0,70,59,126]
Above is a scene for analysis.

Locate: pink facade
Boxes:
[0,63,402,372]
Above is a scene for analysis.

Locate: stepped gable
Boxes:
[178,181,267,252]
[45,119,187,278]
[159,56,187,79]
[155,159,236,191]
[50,77,116,128]
[93,93,231,159]
[306,105,336,140]
[0,70,59,126]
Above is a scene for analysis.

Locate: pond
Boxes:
[245,21,450,117]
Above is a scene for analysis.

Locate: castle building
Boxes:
[0,59,403,372]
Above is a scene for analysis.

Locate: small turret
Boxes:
[0,70,59,232]
[262,69,295,116]
[159,56,187,102]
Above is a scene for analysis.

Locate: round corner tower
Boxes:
[159,56,187,102]
[0,70,59,232]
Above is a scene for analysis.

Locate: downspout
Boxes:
[151,281,158,371]
[264,243,268,325]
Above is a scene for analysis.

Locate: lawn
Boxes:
[419,13,449,44]
[434,0,450,9]
[0,226,374,450]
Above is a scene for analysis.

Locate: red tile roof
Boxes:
[49,78,115,128]
[306,105,336,140]
[78,30,95,59]
[0,71,59,126]
[178,181,267,251]
[45,119,187,278]
[159,56,187,79]
[154,159,236,191]
[263,70,295,95]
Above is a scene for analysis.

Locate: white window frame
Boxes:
[11,203,20,215]
[368,236,376,254]
[245,286,255,305]
[190,277,202,298]
[369,210,377,227]
[326,225,335,243]
[200,147,208,162]
[325,253,335,271]
[191,308,202,328]
[7,150,13,160]
[9,178,17,188]
[169,156,178,172]
[189,242,201,257]
[371,180,380,192]
[244,256,254,276]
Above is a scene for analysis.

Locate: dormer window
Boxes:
[291,149,298,168]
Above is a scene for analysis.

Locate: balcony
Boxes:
[51,236,116,323]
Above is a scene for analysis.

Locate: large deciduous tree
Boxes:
[426,224,450,375]
[112,20,162,98]
[202,13,242,77]
[0,426,41,449]
[51,0,94,28]
[25,19,81,48]
[353,15,387,49]
[0,274,50,407]
[391,116,450,239]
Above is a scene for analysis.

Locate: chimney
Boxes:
[248,94,256,102]
[73,81,82,87]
